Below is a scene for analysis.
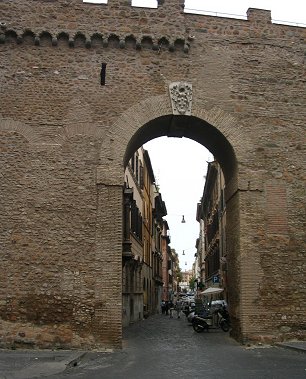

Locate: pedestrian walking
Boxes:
[165,300,169,315]
[169,300,174,318]
[175,299,182,319]
[161,300,166,314]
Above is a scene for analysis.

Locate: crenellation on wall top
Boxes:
[247,8,272,23]
[63,0,185,11]
[84,0,184,10]
[1,1,305,50]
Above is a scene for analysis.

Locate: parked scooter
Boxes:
[183,301,195,318]
[192,306,230,333]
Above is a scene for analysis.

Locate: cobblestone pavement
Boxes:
[52,314,305,379]
[1,314,306,379]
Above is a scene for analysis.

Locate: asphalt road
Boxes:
[1,314,305,379]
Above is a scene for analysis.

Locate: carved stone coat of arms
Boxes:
[169,82,193,115]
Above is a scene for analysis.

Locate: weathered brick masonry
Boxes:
[0,0,305,348]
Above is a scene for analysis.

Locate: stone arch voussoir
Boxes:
[0,116,106,147]
[192,106,253,162]
[55,123,107,145]
[99,94,172,163]
[0,117,38,143]
[102,93,251,168]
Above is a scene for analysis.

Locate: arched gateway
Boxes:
[0,0,305,349]
[99,92,245,338]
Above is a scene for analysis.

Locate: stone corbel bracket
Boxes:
[0,29,190,54]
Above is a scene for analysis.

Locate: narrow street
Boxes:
[43,314,306,379]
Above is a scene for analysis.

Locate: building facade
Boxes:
[123,147,165,325]
[162,244,180,300]
[161,221,171,301]
[196,161,227,300]
[152,190,167,312]
[180,269,193,293]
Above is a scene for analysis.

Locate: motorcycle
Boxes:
[192,306,230,333]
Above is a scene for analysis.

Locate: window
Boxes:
[131,200,142,240]
[135,154,139,181]
[139,163,144,189]
[131,154,135,172]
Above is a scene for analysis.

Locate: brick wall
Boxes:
[0,0,305,347]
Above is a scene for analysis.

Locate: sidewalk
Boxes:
[0,349,86,379]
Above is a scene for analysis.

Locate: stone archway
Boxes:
[97,88,264,344]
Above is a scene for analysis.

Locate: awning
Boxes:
[200,287,224,295]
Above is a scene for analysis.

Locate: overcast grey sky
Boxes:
[144,138,212,272]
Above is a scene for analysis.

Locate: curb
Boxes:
[276,343,306,354]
